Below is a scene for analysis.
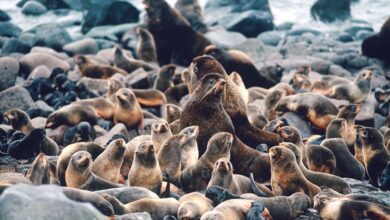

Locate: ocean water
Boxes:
[1,0,389,32]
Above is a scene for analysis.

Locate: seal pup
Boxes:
[74,55,127,79]
[177,192,213,220]
[178,125,199,170]
[136,27,158,63]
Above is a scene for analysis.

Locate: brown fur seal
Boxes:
[157,133,188,184]
[230,71,249,104]
[184,55,281,150]
[274,93,338,130]
[144,0,211,65]
[321,138,365,180]
[279,142,352,194]
[207,158,274,196]
[247,104,268,129]
[113,88,144,129]
[165,82,190,105]
[359,127,390,187]
[179,125,199,170]
[133,89,167,107]
[136,27,158,63]
[270,146,320,201]
[4,109,59,156]
[91,139,125,184]
[264,84,295,120]
[153,64,176,92]
[128,141,162,194]
[46,104,99,128]
[74,55,127,79]
[65,151,123,190]
[151,119,172,152]
[178,192,213,220]
[336,104,360,152]
[120,135,151,178]
[204,45,276,88]
[314,191,390,220]
[200,199,253,220]
[161,104,182,123]
[318,186,388,206]
[74,97,115,120]
[26,153,58,185]
[114,46,155,73]
[354,124,365,165]
[326,118,356,154]
[174,0,208,33]
[312,70,373,103]
[57,142,105,186]
[102,194,179,218]
[179,132,233,192]
[277,126,310,168]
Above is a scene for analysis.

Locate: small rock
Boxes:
[31,117,46,128]
[0,22,22,38]
[29,23,72,51]
[1,38,31,55]
[232,39,266,59]
[0,10,11,22]
[28,65,51,79]
[257,31,283,46]
[115,212,153,220]
[335,32,354,42]
[205,30,247,49]
[19,52,70,74]
[344,25,374,37]
[78,77,108,95]
[63,38,99,55]
[125,68,151,89]
[22,0,47,16]
[287,26,321,36]
[30,46,69,60]
[0,86,36,113]
[94,123,129,147]
[0,57,19,91]
[35,100,55,112]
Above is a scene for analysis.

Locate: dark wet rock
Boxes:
[0,10,11,22]
[115,212,153,220]
[1,38,31,55]
[94,123,129,147]
[0,184,106,219]
[61,0,84,10]
[81,0,139,34]
[126,69,151,89]
[311,0,351,23]
[0,86,36,113]
[205,0,274,37]
[280,112,313,138]
[257,31,283,46]
[0,22,22,38]
[22,1,47,16]
[0,57,19,92]
[205,30,247,49]
[62,38,99,55]
[28,23,72,51]
[335,32,354,42]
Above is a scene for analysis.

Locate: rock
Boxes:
[0,22,22,38]
[30,46,69,60]
[35,100,55,112]
[28,65,51,80]
[287,26,321,36]
[257,31,283,46]
[18,32,39,47]
[63,38,99,55]
[1,38,31,54]
[82,0,139,34]
[115,212,153,220]
[94,123,129,146]
[344,25,374,37]
[22,1,47,15]
[95,187,159,204]
[0,10,11,22]
[232,39,266,59]
[62,0,84,10]
[125,68,151,89]
[0,184,106,220]
[19,52,70,74]
[205,0,274,37]
[335,32,354,42]
[205,30,247,49]
[29,23,72,51]
[356,30,374,41]
[311,0,351,23]
[0,86,36,113]
[31,117,47,128]
[280,112,313,138]
[0,57,19,92]
[78,77,108,95]
[344,178,390,205]
[276,22,294,31]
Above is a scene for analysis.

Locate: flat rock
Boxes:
[28,65,51,79]
[205,29,247,49]
[63,38,99,55]
[28,23,72,51]
[78,77,108,95]
[115,212,153,220]
[0,86,36,113]
[0,57,19,91]
[19,52,70,74]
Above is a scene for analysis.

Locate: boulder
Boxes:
[28,65,52,80]
[311,0,351,23]
[0,184,106,220]
[63,38,99,55]
[0,22,22,38]
[115,212,153,220]
[78,77,108,95]
[257,31,283,46]
[1,38,31,55]
[205,0,274,37]
[0,57,19,91]
[29,23,72,51]
[0,86,36,113]
[205,30,247,49]
[0,10,11,22]
[19,52,70,74]
[94,123,129,146]
[22,1,47,16]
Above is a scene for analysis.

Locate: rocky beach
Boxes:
[0,0,389,219]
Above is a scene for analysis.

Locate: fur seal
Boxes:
[7,128,45,159]
[161,104,182,124]
[65,151,123,190]
[74,97,115,121]
[204,45,275,88]
[279,142,352,194]
[359,127,390,187]
[177,192,213,220]
[154,64,176,92]
[362,17,390,62]
[269,146,320,201]
[144,0,211,65]
[74,55,127,79]
[56,142,105,186]
[178,125,199,170]
[128,141,162,194]
[247,104,268,129]
[321,138,365,180]
[207,158,274,196]
[151,119,172,152]
[133,89,167,107]
[326,118,355,154]
[136,27,158,63]
[336,104,360,152]
[62,121,95,146]
[26,153,59,185]
[113,88,144,129]
[46,104,99,128]
[179,132,233,193]
[229,72,249,104]
[114,46,155,73]
[318,186,387,206]
[120,135,151,178]
[200,199,253,220]
[274,93,338,130]
[264,84,295,120]
[91,139,125,184]
[102,194,179,218]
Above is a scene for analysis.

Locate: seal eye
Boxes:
[208,78,216,85]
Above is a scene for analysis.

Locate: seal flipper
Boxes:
[250,172,267,197]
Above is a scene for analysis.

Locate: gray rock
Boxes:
[356,30,373,41]
[335,32,354,42]
[95,187,159,204]
[28,65,51,79]
[0,184,106,220]
[287,26,321,36]
[0,22,22,38]
[344,178,390,205]
[344,25,374,37]
[31,117,47,128]
[1,38,31,55]
[125,68,151,89]
[78,77,108,95]
[232,39,266,59]
[29,23,72,51]
[62,0,85,10]
[0,57,19,91]
[0,86,36,113]
[311,0,350,23]
[18,32,39,47]
[35,100,55,112]
[30,46,69,60]
[63,38,99,55]
[94,123,129,147]
[205,30,247,49]
[257,31,283,46]
[115,212,153,220]
[0,10,11,22]
[19,52,70,74]
[22,0,47,15]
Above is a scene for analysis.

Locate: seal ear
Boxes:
[201,168,211,180]
[74,55,87,64]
